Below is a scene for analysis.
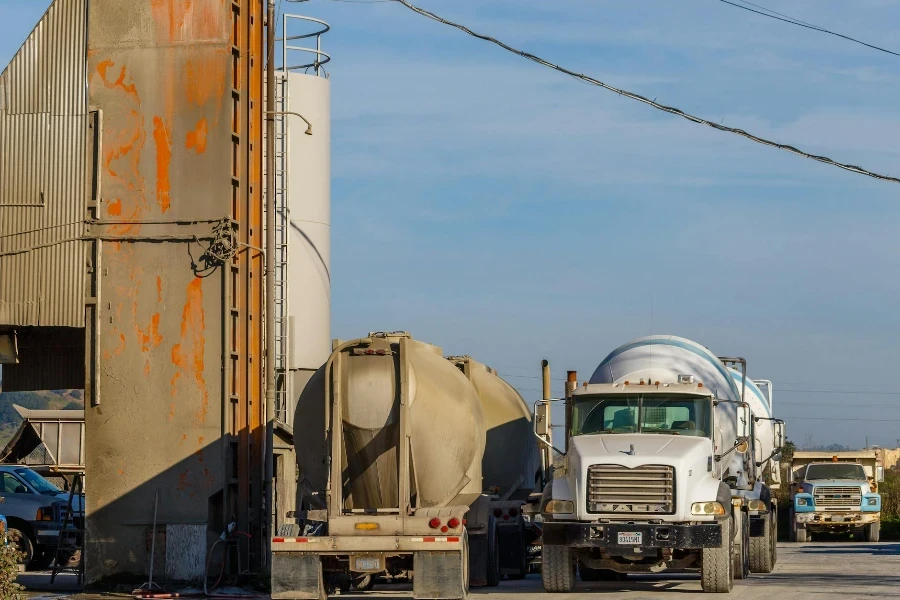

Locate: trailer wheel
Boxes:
[733,511,750,580]
[486,516,501,587]
[701,517,733,593]
[863,522,880,543]
[749,513,775,573]
[541,544,575,593]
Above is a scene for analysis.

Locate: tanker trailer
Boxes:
[537,336,755,593]
[272,332,496,600]
[726,368,784,573]
[448,356,543,581]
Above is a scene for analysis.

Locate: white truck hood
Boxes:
[564,434,723,523]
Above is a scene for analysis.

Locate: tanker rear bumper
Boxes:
[272,535,466,600]
[542,521,722,550]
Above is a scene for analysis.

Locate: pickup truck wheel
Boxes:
[749,514,775,573]
[863,523,880,543]
[701,517,733,593]
[8,528,34,567]
[541,545,575,593]
[27,548,54,571]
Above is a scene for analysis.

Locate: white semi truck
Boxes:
[272,332,540,599]
[535,336,785,593]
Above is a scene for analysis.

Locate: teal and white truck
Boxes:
[790,451,883,542]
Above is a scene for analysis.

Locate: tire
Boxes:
[749,514,775,573]
[788,509,796,542]
[27,548,54,571]
[864,522,880,543]
[541,544,575,593]
[734,511,750,580]
[485,516,501,588]
[352,575,375,591]
[8,528,34,567]
[701,518,733,593]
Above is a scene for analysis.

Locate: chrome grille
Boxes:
[587,465,675,514]
[813,486,861,509]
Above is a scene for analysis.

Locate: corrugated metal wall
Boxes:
[0,0,88,328]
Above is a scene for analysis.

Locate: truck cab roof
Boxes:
[571,382,714,398]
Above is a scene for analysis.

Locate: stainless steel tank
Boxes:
[450,357,539,501]
[295,333,486,513]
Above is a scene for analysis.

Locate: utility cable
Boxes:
[390,0,900,184]
[717,0,900,58]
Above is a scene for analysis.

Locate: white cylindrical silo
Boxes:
[286,71,331,421]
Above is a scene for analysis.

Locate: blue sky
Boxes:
[3,0,900,448]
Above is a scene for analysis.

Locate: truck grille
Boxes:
[587,465,675,514]
[813,486,861,509]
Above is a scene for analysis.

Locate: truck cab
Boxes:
[540,381,742,593]
[790,452,882,542]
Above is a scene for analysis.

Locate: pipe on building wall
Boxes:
[265,0,277,568]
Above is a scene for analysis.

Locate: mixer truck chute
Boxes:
[535,336,785,594]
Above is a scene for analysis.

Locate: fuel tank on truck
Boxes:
[589,335,745,478]
[449,357,540,501]
[294,332,486,513]
[728,368,776,471]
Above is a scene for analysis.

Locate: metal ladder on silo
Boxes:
[272,72,290,424]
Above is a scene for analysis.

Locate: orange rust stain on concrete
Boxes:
[181,433,188,444]
[92,59,147,235]
[169,279,209,425]
[168,402,176,422]
[136,313,164,353]
[104,330,127,360]
[184,54,226,109]
[143,360,151,377]
[185,118,208,154]
[152,116,173,213]
[107,199,122,216]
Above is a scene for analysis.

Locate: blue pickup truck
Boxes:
[0,465,82,569]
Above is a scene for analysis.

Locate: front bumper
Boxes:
[34,526,75,547]
[795,512,879,528]
[542,521,722,550]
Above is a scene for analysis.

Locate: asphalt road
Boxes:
[19,542,900,599]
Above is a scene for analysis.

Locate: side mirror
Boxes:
[772,452,783,463]
[876,466,885,483]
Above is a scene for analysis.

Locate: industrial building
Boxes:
[0,0,330,584]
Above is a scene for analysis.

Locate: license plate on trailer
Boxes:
[354,556,382,572]
[618,532,642,545]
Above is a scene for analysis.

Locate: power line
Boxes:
[779,389,900,396]
[780,415,900,422]
[717,0,900,58]
[390,0,900,184]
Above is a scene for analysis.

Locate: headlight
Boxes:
[747,500,767,511]
[691,502,725,516]
[544,500,575,514]
[796,497,808,506]
[868,497,878,506]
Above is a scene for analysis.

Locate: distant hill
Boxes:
[0,389,84,447]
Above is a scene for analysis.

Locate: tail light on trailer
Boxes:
[448,517,461,529]
[429,518,441,529]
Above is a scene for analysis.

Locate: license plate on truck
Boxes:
[618,532,642,545]
[353,555,382,572]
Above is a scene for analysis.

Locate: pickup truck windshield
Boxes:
[14,468,62,495]
[571,394,712,438]
[804,463,867,481]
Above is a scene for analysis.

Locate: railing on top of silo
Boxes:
[279,13,331,77]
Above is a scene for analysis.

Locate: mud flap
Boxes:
[467,533,488,586]
[272,553,325,600]
[414,551,466,599]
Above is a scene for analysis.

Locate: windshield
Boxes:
[804,463,867,481]
[571,394,712,438]
[14,468,62,495]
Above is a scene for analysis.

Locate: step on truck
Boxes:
[272,332,540,599]
[789,451,883,542]
[535,336,785,593]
